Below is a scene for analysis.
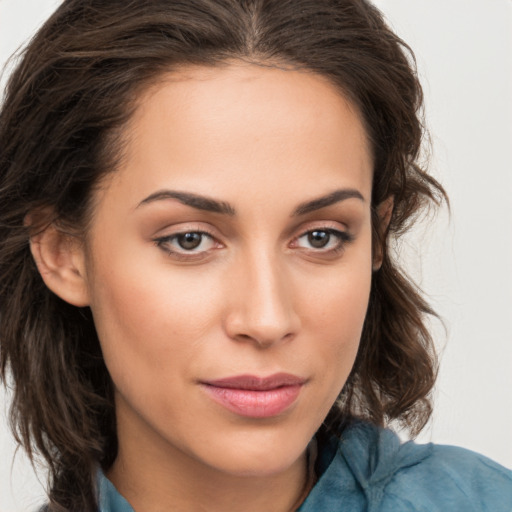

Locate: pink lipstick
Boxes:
[201,373,305,418]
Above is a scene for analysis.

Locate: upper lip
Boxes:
[202,373,306,391]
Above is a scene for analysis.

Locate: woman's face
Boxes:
[82,63,374,478]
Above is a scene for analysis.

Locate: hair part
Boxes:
[0,0,446,509]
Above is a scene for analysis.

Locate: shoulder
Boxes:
[382,440,512,511]
[301,421,512,512]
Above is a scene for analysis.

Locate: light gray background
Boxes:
[1,0,511,510]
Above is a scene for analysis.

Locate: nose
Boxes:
[223,251,300,348]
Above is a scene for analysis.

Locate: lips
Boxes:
[200,373,306,418]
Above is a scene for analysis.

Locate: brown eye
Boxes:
[177,232,203,250]
[154,230,217,257]
[307,230,331,248]
[294,228,352,253]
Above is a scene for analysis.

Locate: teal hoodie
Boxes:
[96,422,512,511]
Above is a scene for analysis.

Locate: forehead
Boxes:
[98,62,373,209]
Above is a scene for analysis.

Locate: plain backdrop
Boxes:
[1,0,511,510]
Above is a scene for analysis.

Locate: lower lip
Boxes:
[201,384,303,418]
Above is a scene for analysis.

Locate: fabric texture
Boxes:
[96,421,512,512]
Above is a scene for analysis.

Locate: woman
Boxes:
[0,0,510,511]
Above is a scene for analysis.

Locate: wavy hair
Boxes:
[0,0,445,509]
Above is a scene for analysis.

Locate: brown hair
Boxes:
[0,0,445,510]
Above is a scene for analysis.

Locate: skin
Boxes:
[33,62,380,511]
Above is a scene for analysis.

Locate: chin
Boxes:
[191,426,311,478]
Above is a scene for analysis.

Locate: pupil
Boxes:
[178,233,202,250]
[308,231,330,248]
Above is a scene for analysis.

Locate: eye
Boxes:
[174,232,206,251]
[154,230,218,257]
[294,228,352,252]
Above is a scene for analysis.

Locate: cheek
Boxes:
[87,251,223,389]
[303,249,372,332]
[300,245,372,379]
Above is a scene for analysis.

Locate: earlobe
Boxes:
[29,223,90,307]
[372,196,394,271]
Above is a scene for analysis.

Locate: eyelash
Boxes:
[153,227,353,261]
[153,228,219,261]
[293,228,353,255]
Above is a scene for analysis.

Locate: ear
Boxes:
[372,196,394,271]
[29,222,90,307]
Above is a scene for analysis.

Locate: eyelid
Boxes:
[291,220,350,240]
[152,222,219,241]
[292,228,351,245]
[289,223,354,255]
[152,224,224,260]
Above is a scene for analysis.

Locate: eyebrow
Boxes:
[292,188,365,216]
[137,190,236,215]
[137,187,364,216]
